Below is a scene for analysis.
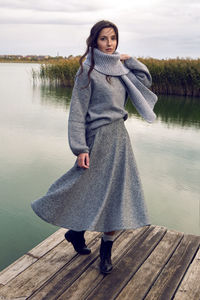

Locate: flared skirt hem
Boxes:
[31,118,150,232]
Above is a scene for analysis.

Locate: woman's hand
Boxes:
[120,54,131,61]
[77,153,90,169]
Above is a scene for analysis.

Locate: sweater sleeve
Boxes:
[124,57,152,88]
[68,66,91,156]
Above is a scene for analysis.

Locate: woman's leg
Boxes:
[100,231,116,274]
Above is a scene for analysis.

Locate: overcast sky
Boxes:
[0,0,199,59]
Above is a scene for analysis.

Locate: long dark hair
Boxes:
[79,20,119,85]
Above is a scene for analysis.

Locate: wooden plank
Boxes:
[29,228,66,258]
[0,231,100,299]
[28,230,124,299]
[51,226,149,300]
[174,247,200,300]
[145,234,200,300]
[85,226,167,300]
[1,224,199,300]
[115,229,183,300]
[0,228,66,286]
[0,254,37,286]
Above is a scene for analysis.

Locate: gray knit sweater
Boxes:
[68,49,156,156]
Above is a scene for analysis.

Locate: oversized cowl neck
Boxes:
[84,47,130,76]
[84,47,158,123]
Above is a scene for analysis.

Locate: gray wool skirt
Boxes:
[31,118,150,232]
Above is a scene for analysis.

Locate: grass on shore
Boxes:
[33,56,200,97]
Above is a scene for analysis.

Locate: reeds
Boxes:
[35,56,200,96]
[38,57,80,87]
[140,57,200,97]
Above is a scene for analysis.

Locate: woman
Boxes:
[31,20,158,274]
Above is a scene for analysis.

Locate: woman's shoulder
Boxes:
[74,64,91,88]
[76,63,90,77]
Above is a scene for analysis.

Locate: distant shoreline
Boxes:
[0,60,44,63]
[0,54,76,64]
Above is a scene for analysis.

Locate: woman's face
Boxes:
[97,27,117,54]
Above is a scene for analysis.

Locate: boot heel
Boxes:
[65,230,91,255]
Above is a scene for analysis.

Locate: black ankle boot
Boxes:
[99,237,113,274]
[65,230,91,255]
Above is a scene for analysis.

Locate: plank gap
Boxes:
[56,227,149,300]
[27,232,103,299]
[112,228,169,300]
[30,231,126,299]
[81,227,151,300]
[0,232,100,299]
[84,226,167,300]
[53,256,99,300]
[173,247,200,299]
[0,254,37,286]
[171,244,200,299]
[28,228,66,258]
[144,234,200,300]
[137,232,184,300]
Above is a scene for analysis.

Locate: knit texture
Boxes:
[31,119,150,232]
[84,48,157,122]
[68,48,158,156]
[84,47,130,76]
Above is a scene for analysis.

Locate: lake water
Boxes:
[0,63,200,271]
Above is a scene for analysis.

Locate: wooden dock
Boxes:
[0,225,199,300]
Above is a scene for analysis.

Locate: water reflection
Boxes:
[32,85,71,109]
[154,95,200,128]
[126,94,200,128]
[37,84,200,129]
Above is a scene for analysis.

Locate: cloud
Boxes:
[0,0,112,12]
[0,0,199,58]
[0,0,114,25]
[0,11,94,25]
